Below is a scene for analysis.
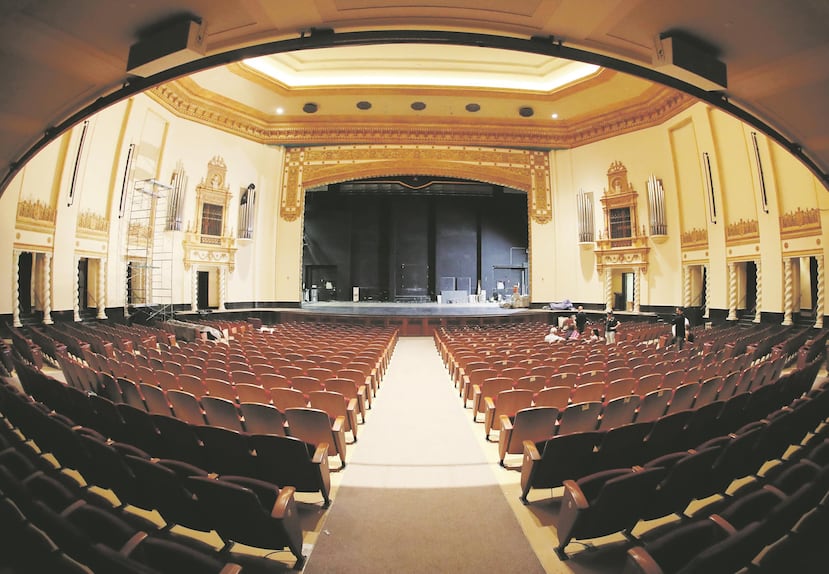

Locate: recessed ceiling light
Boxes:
[356,101,372,110]
[551,113,559,119]
[519,106,534,117]
[465,103,480,112]
[411,101,426,111]
[303,102,319,113]
[275,107,284,115]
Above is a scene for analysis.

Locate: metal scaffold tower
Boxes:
[124,178,175,322]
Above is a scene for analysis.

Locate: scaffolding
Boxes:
[124,178,174,322]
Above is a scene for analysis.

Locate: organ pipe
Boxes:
[647,174,667,236]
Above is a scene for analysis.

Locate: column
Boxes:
[703,264,710,319]
[782,257,793,326]
[191,266,198,312]
[727,261,738,321]
[12,249,22,328]
[604,268,613,311]
[96,258,108,319]
[43,252,53,325]
[815,254,824,329]
[218,266,227,312]
[633,267,641,313]
[73,256,81,322]
[753,259,762,323]
[682,264,691,307]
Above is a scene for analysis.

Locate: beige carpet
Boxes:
[303,337,546,573]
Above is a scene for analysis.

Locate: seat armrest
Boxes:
[624,547,665,574]
[561,479,590,510]
[522,440,541,461]
[331,415,344,433]
[219,564,243,574]
[270,485,297,519]
[312,443,329,464]
[119,532,149,556]
[500,415,514,432]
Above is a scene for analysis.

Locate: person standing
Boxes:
[605,311,619,344]
[575,305,588,334]
[672,307,690,350]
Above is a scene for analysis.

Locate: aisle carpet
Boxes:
[304,337,545,573]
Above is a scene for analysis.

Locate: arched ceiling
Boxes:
[1,0,828,194]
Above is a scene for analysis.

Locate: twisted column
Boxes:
[218,267,227,312]
[97,258,108,319]
[815,254,824,329]
[782,258,793,326]
[43,252,53,324]
[727,261,738,321]
[73,256,81,322]
[753,259,762,323]
[191,266,199,312]
[633,267,641,313]
[703,264,710,318]
[682,265,691,307]
[12,249,22,327]
[605,268,613,311]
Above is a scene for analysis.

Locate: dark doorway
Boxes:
[78,258,89,310]
[745,261,757,316]
[810,256,819,314]
[18,252,32,314]
[198,271,209,309]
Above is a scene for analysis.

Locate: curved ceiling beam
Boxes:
[3,29,826,196]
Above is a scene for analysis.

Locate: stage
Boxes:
[174,300,545,336]
[300,301,529,316]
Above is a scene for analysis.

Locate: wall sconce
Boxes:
[576,189,594,243]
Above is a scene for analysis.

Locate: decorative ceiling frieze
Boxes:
[147,79,695,150]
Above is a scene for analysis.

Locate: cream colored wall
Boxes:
[542,120,682,307]
[4,96,829,318]
[532,101,827,315]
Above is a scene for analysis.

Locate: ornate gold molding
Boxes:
[279,145,551,224]
[16,199,56,231]
[147,80,694,150]
[725,218,760,245]
[77,209,109,237]
[780,207,821,239]
[182,156,237,271]
[681,227,708,248]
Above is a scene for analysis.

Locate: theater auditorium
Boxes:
[1,2,828,573]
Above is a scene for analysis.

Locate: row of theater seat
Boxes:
[12,355,349,476]
[0,429,302,573]
[537,389,829,561]
[0,380,310,569]
[514,355,826,501]
[622,435,829,573]
[475,352,806,445]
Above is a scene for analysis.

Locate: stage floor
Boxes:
[300,301,532,316]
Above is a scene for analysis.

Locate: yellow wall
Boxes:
[3,94,828,318]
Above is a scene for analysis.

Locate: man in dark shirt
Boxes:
[605,311,619,344]
[672,307,690,350]
[575,305,588,334]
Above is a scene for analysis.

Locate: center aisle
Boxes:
[303,337,546,573]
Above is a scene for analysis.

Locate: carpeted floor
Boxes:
[303,337,546,573]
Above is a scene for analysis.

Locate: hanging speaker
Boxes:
[127,18,206,77]
[654,33,727,91]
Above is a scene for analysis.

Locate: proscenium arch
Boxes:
[281,144,545,304]
[279,144,551,223]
